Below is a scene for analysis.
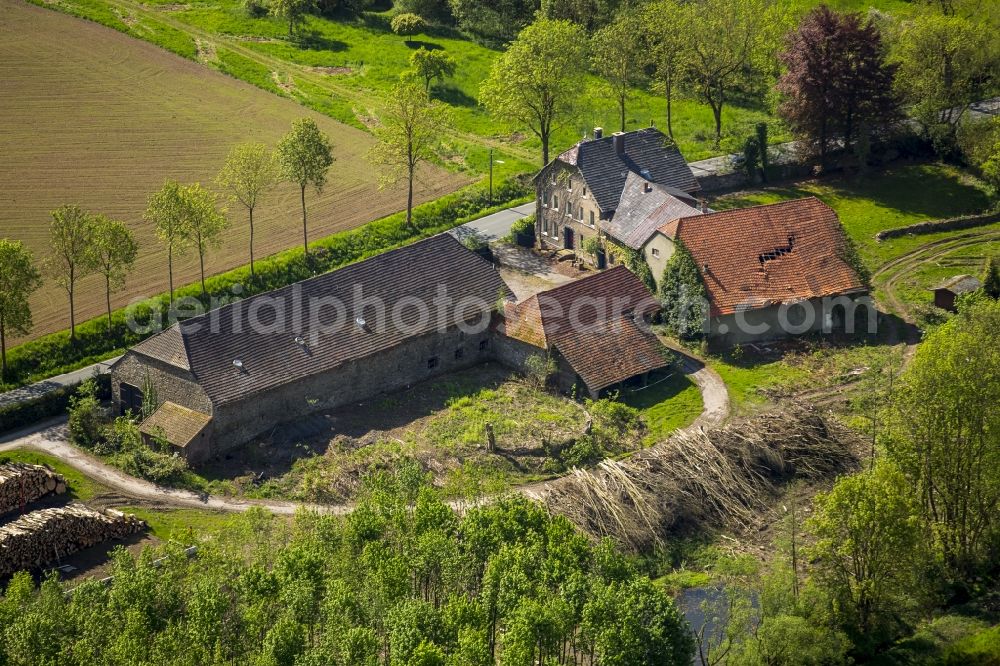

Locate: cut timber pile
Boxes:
[541,404,858,551]
[0,503,145,577]
[0,463,66,515]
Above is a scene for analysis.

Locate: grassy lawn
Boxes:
[892,240,1000,308]
[712,163,994,270]
[707,352,809,410]
[622,372,703,442]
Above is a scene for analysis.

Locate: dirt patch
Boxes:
[153,3,190,10]
[113,8,138,27]
[195,38,217,64]
[233,34,281,43]
[308,65,353,75]
[271,71,295,94]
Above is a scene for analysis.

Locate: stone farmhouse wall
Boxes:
[111,353,213,417]
[708,294,870,347]
[535,163,611,267]
[205,324,494,458]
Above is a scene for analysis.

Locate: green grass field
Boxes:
[622,372,704,441]
[713,163,995,269]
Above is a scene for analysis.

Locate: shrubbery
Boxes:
[0,375,110,435]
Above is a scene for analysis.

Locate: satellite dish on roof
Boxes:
[294,336,306,346]
[233,359,244,370]
[355,316,367,330]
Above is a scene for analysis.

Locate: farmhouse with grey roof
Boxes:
[111,234,509,461]
[535,126,699,267]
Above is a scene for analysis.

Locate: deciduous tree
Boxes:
[272,0,314,39]
[685,0,785,146]
[217,142,278,280]
[48,204,97,343]
[0,239,42,379]
[180,183,229,296]
[891,13,997,156]
[807,460,925,642]
[277,118,334,257]
[887,297,1000,576]
[643,0,693,139]
[479,18,588,167]
[89,215,138,334]
[777,6,900,167]
[368,81,450,231]
[145,180,189,304]
[591,12,647,133]
[982,255,1000,299]
[409,48,456,93]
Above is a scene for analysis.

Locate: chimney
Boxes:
[643,182,652,193]
[613,132,625,156]
[593,127,603,140]
[699,199,709,213]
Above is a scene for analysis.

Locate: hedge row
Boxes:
[1,178,531,392]
[0,375,111,435]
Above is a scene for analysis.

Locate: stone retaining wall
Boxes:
[875,211,1000,241]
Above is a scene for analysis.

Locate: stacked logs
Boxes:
[0,503,146,577]
[0,463,67,516]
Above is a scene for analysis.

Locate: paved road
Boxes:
[0,357,121,410]
[448,202,534,243]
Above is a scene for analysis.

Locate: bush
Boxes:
[67,379,105,448]
[0,375,110,435]
[523,353,555,388]
[105,417,189,484]
[391,13,426,36]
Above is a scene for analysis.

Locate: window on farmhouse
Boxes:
[651,248,660,258]
[553,195,559,210]
[427,356,439,369]
[479,339,488,352]
[589,210,595,227]
[454,348,464,360]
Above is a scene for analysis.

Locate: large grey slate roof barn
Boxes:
[112,234,509,461]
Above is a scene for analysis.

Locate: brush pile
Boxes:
[541,404,857,551]
[0,462,66,515]
[0,503,145,577]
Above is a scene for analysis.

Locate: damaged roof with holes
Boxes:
[552,316,671,393]
[126,234,509,405]
[502,265,659,348]
[548,127,699,213]
[602,171,704,249]
[139,401,212,448]
[664,197,867,316]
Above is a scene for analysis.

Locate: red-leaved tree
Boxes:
[777,6,900,167]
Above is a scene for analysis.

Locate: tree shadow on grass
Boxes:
[716,163,992,221]
[433,85,477,107]
[295,29,348,52]
[404,39,444,50]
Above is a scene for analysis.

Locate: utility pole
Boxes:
[489,148,493,206]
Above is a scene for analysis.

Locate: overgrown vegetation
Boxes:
[0,473,696,665]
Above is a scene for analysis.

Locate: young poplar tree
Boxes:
[643,0,693,139]
[276,118,334,257]
[368,80,450,232]
[217,142,278,280]
[48,204,97,343]
[180,183,229,296]
[591,12,647,133]
[0,239,43,379]
[89,215,138,335]
[145,180,189,305]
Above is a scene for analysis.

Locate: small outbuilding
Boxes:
[499,266,670,397]
[932,275,981,312]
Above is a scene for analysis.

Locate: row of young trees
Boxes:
[479,0,998,167]
[0,472,695,665]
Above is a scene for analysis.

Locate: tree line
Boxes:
[0,472,695,665]
[476,0,998,169]
[0,98,450,381]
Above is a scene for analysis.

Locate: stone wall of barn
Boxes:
[111,353,213,418]
[708,294,873,346]
[206,325,494,457]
